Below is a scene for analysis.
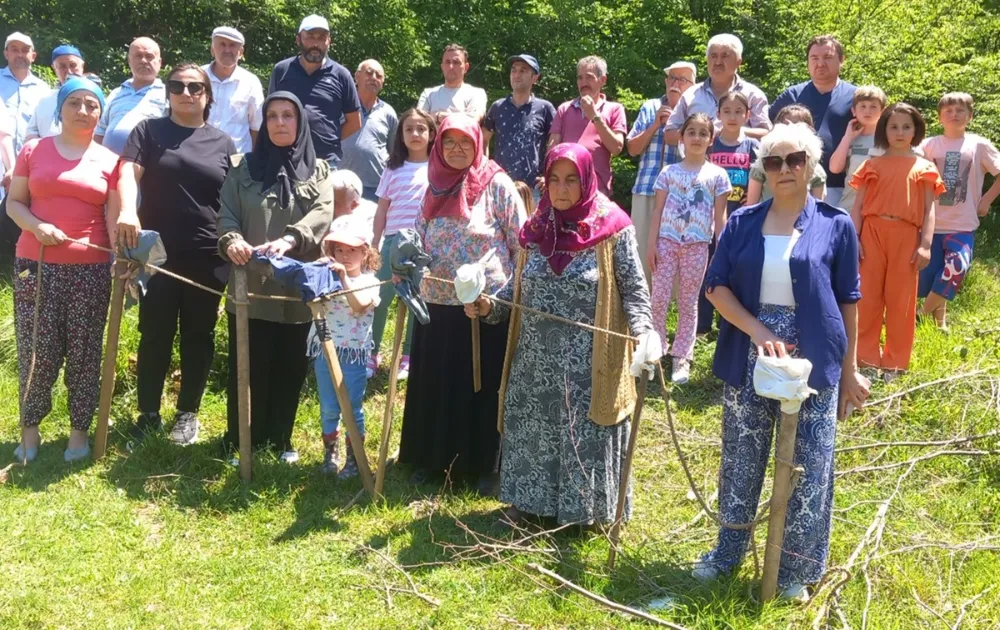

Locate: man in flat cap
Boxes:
[204,26,264,153]
[26,44,87,141]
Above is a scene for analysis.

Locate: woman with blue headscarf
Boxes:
[6,77,122,463]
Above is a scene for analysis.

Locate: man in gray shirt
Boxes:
[340,59,398,202]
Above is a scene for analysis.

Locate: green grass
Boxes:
[3,215,1000,629]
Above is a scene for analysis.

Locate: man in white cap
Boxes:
[203,26,264,153]
[95,37,167,155]
[340,59,397,202]
[26,44,87,141]
[1,32,51,155]
[268,14,361,165]
[626,60,696,281]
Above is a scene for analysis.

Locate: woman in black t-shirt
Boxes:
[116,63,236,448]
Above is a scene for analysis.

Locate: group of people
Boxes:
[4,18,1000,601]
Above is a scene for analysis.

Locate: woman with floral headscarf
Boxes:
[398,114,526,492]
[464,143,657,524]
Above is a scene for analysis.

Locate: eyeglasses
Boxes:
[441,137,475,151]
[167,80,206,96]
[761,151,808,173]
[666,74,693,84]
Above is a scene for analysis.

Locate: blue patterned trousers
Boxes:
[701,304,838,587]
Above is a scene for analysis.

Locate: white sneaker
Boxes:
[671,358,691,385]
[778,583,810,604]
[279,450,299,464]
[691,563,721,583]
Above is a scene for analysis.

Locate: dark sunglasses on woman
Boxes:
[167,80,206,96]
[761,150,808,173]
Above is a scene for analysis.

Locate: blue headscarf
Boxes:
[55,76,105,122]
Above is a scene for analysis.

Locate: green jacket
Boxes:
[217,155,334,324]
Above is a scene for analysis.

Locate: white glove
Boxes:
[454,263,486,305]
[753,354,818,414]
[630,331,664,380]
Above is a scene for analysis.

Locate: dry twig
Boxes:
[359,544,441,608]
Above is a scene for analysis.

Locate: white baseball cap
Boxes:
[664,61,697,80]
[212,26,245,46]
[298,15,330,33]
[326,213,373,248]
[5,32,33,49]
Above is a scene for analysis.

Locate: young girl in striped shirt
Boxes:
[370,108,437,381]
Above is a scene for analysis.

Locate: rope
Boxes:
[423,275,641,344]
[62,237,391,304]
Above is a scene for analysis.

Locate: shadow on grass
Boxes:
[1,439,97,491]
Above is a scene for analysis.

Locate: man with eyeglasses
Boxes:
[95,37,167,155]
[626,60,696,280]
[340,59,397,202]
[268,14,361,166]
[203,26,264,154]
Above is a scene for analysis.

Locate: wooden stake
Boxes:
[309,301,376,495]
[234,267,253,482]
[94,260,128,460]
[471,317,482,392]
[375,301,407,498]
[607,367,650,570]
[760,410,801,601]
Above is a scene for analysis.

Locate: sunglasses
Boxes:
[761,150,808,173]
[167,80,206,96]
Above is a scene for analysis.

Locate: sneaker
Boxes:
[366,353,381,379]
[127,412,162,447]
[778,583,810,604]
[691,563,721,583]
[338,440,360,480]
[322,438,341,475]
[397,355,410,381]
[672,357,691,385]
[168,412,200,446]
[279,450,299,464]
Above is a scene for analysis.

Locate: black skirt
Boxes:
[399,303,508,476]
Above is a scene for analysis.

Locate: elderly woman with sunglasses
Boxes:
[116,63,237,448]
[692,123,868,601]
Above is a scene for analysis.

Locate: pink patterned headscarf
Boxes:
[422,114,504,220]
[519,143,632,275]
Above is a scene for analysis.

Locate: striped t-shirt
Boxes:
[376,160,429,236]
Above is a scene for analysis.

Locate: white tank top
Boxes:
[759,232,800,307]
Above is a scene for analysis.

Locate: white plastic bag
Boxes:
[753,354,818,414]
[454,263,486,305]
[630,331,664,380]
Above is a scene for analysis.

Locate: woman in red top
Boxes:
[6,77,122,463]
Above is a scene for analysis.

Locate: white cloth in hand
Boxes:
[630,331,664,380]
[753,354,818,414]
[454,263,486,305]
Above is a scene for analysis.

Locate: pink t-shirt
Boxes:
[375,160,429,236]
[921,134,1000,233]
[551,96,627,195]
[14,138,121,264]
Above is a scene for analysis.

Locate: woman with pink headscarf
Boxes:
[464,143,656,525]
[398,114,526,492]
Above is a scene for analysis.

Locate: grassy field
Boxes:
[2,216,1000,629]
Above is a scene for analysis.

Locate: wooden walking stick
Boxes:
[234,267,253,482]
[94,259,128,460]
[308,300,376,495]
[471,316,482,392]
[375,301,407,498]
[760,409,802,601]
[607,365,651,570]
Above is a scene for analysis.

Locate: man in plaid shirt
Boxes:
[626,61,696,281]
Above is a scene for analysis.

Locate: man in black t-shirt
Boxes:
[267,14,361,165]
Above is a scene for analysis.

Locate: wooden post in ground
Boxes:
[94,259,128,460]
[471,317,482,392]
[375,301,407,498]
[760,411,802,601]
[607,367,651,570]
[309,301,376,496]
[234,267,253,482]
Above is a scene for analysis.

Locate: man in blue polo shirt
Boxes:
[769,35,856,206]
[95,37,167,155]
[268,14,361,166]
[482,54,555,193]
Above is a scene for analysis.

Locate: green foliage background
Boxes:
[2,0,1000,202]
